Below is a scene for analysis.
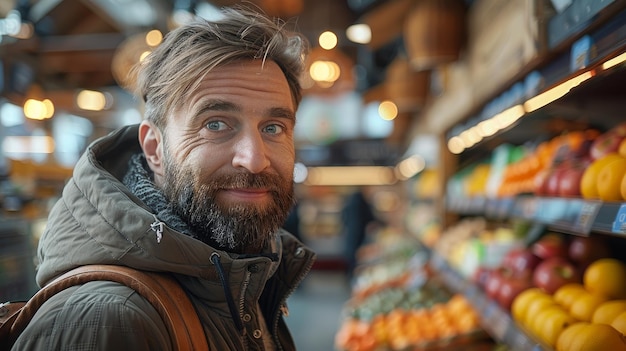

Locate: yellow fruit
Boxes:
[556,322,590,351]
[523,294,557,327]
[597,156,626,201]
[570,323,626,351]
[584,258,626,299]
[554,283,587,310]
[612,311,626,335]
[621,173,626,202]
[619,138,626,157]
[534,306,576,347]
[511,288,546,323]
[569,291,608,322]
[580,153,624,199]
[592,300,626,325]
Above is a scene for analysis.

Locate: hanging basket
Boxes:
[404,0,466,71]
[385,56,430,112]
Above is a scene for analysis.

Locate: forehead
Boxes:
[179,59,294,110]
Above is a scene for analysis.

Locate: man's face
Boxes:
[145,59,296,253]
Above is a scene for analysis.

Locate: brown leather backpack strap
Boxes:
[0,301,26,348]
[11,264,208,351]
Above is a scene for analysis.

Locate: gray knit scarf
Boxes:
[122,153,197,239]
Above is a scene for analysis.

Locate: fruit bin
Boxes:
[431,252,546,351]
[335,236,497,351]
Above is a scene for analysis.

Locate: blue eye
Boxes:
[264,124,283,134]
[206,121,227,131]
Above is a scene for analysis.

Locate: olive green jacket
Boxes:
[13,124,315,350]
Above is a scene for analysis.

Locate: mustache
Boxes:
[207,172,284,192]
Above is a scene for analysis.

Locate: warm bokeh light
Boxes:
[318,31,338,50]
[305,166,397,186]
[447,136,465,154]
[42,99,54,118]
[378,100,398,120]
[24,99,54,120]
[602,52,626,70]
[76,90,108,111]
[309,60,341,83]
[145,29,163,47]
[140,50,152,62]
[2,135,55,154]
[346,24,371,44]
[395,155,425,180]
[523,71,593,112]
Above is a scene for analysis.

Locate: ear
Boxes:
[138,120,164,178]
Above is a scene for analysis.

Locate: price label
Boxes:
[612,204,626,234]
[574,201,602,234]
[513,197,538,219]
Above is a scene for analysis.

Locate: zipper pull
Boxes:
[150,216,164,243]
[280,302,289,317]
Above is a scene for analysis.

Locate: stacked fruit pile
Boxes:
[473,233,610,311]
[511,258,626,350]
[506,122,626,200]
[335,238,490,351]
[450,121,626,200]
[498,129,598,197]
[335,291,484,351]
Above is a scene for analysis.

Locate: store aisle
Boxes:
[286,270,352,351]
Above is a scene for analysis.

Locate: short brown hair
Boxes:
[135,6,307,129]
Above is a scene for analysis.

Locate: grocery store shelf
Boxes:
[447,195,626,237]
[429,252,546,351]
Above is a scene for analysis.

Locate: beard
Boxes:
[160,154,295,254]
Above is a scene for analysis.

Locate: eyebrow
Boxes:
[269,107,296,121]
[195,99,239,116]
[194,99,295,121]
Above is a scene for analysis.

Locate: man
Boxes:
[13,6,315,350]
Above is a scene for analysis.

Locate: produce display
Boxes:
[510,257,626,350]
[473,233,612,310]
[342,116,626,350]
[334,239,492,351]
[448,122,626,201]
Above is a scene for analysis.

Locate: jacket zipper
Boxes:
[272,250,315,351]
[239,270,252,350]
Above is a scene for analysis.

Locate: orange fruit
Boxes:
[584,258,626,299]
[592,300,626,325]
[597,156,626,201]
[580,153,624,199]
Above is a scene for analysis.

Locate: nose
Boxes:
[232,131,270,173]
